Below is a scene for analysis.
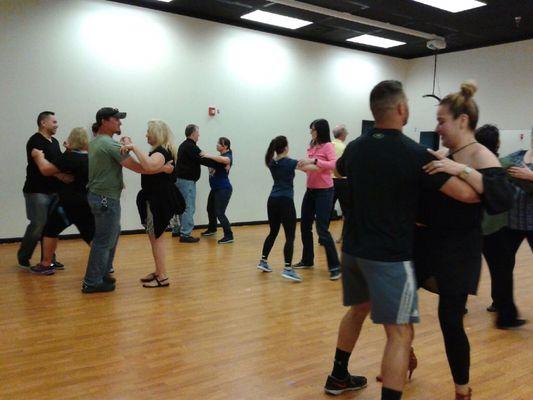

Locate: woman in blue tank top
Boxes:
[257,135,318,282]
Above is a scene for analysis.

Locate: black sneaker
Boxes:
[218,236,234,244]
[171,231,181,238]
[108,267,115,274]
[81,281,115,294]
[103,274,116,284]
[292,261,314,269]
[201,229,217,236]
[486,303,497,312]
[180,235,200,243]
[324,374,367,395]
[30,263,55,275]
[51,261,65,270]
[329,268,342,281]
[497,319,527,329]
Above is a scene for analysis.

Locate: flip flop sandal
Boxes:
[140,272,157,283]
[143,276,169,288]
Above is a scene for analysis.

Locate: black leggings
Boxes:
[43,201,95,244]
[261,196,296,265]
[438,292,470,385]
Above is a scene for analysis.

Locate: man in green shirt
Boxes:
[82,107,172,293]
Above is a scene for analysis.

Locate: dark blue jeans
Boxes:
[300,187,340,271]
[83,192,121,286]
[207,188,233,237]
[18,192,58,263]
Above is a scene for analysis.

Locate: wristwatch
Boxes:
[458,166,473,180]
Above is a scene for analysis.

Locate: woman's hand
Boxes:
[162,161,174,174]
[508,164,533,181]
[297,158,315,168]
[120,136,132,145]
[120,143,134,155]
[31,148,45,159]
[423,149,466,176]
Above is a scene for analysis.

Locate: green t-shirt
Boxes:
[88,135,129,200]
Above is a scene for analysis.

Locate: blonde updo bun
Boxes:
[460,81,477,100]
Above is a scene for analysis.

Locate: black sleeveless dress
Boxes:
[414,163,513,295]
[136,146,185,238]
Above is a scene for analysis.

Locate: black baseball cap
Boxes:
[95,107,127,122]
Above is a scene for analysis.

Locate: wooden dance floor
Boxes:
[0,221,531,399]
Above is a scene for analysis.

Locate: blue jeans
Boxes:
[300,188,340,271]
[83,192,121,286]
[18,192,58,263]
[207,188,233,237]
[175,178,196,236]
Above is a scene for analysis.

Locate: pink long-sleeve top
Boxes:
[306,142,337,189]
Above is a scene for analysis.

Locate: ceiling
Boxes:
[110,0,533,59]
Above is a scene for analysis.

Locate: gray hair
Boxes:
[333,125,348,139]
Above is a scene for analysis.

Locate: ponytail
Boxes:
[265,135,288,166]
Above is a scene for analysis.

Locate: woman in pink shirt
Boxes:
[294,119,341,280]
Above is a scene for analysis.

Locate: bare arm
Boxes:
[121,157,173,175]
[129,145,165,172]
[202,153,231,165]
[439,177,480,203]
[424,147,500,194]
[296,164,319,172]
[32,150,60,176]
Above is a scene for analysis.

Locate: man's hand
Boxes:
[162,161,174,174]
[31,148,45,159]
[55,173,74,184]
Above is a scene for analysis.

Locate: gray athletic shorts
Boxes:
[341,252,419,325]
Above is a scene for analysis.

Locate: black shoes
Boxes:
[218,236,234,244]
[324,374,367,395]
[292,262,314,269]
[497,319,527,329]
[103,274,116,284]
[179,235,200,243]
[82,281,115,294]
[201,229,217,236]
[486,303,497,312]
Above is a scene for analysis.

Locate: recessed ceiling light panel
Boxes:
[347,34,405,48]
[241,10,312,30]
[411,0,486,13]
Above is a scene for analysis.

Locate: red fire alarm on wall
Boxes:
[208,106,216,117]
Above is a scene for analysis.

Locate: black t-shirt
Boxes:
[337,128,450,261]
[176,138,217,181]
[55,151,89,204]
[23,133,62,193]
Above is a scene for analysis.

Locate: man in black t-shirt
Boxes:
[18,111,72,270]
[172,124,218,242]
[323,81,480,400]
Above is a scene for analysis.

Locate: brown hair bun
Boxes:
[460,81,477,100]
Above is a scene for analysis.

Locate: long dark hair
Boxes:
[310,118,331,145]
[475,124,500,156]
[265,135,288,166]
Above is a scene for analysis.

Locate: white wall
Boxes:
[404,40,533,148]
[0,0,407,239]
[1,0,532,240]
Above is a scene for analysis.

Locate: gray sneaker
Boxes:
[282,268,302,282]
[257,259,272,272]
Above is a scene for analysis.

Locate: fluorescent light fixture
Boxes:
[241,10,312,30]
[347,34,405,48]
[155,0,173,2]
[411,0,486,13]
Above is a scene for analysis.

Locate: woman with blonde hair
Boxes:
[415,82,513,399]
[122,120,185,287]
[30,127,95,275]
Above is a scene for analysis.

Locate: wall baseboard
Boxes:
[0,217,340,244]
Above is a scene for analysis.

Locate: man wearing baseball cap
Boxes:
[82,107,172,293]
